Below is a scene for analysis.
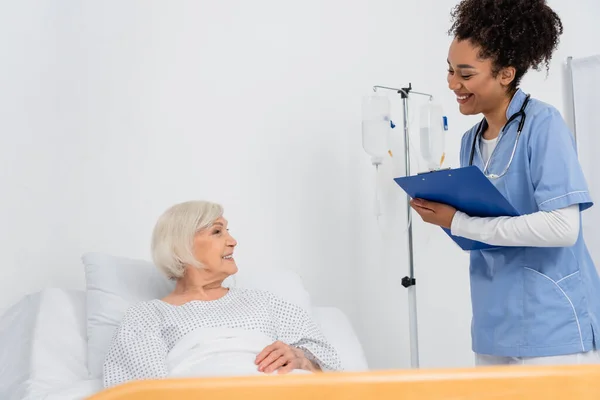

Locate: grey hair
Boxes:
[151,200,224,279]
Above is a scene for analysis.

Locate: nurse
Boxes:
[410,0,600,365]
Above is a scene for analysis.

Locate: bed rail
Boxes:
[88,364,600,399]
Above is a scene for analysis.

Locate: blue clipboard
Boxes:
[393,166,521,251]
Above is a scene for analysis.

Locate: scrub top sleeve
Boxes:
[528,108,593,212]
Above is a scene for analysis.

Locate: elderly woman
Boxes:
[102,200,342,388]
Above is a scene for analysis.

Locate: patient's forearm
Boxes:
[295,346,322,372]
[309,360,322,372]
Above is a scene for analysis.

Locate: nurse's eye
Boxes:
[447,69,454,75]
[461,74,473,80]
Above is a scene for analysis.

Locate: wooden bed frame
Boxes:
[89,364,600,399]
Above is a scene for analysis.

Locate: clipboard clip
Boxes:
[417,167,452,175]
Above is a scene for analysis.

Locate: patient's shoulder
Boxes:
[230,286,272,301]
[232,287,308,314]
[231,287,288,306]
[118,300,164,331]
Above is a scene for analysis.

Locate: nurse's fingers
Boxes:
[411,198,435,210]
[411,204,433,217]
[411,203,439,224]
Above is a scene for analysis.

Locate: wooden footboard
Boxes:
[88,365,600,399]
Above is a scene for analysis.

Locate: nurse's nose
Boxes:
[447,74,461,91]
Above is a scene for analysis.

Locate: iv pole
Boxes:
[372,83,433,369]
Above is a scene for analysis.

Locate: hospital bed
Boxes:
[3,254,600,400]
[0,252,369,400]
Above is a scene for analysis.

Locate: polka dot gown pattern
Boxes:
[102,287,342,388]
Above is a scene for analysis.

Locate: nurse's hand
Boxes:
[410,198,457,229]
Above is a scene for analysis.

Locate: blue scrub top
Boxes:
[459,89,600,357]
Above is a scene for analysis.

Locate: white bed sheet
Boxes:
[0,288,368,400]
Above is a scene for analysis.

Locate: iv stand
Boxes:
[372,83,433,369]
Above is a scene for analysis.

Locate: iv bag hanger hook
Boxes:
[373,83,434,101]
[370,81,433,370]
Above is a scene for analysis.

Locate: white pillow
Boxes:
[312,307,369,372]
[0,288,91,400]
[82,252,312,379]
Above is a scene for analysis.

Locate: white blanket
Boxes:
[166,327,312,377]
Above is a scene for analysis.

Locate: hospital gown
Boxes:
[102,287,342,388]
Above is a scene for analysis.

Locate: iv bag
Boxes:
[419,100,446,170]
[362,95,391,165]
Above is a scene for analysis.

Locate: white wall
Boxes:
[1,0,599,371]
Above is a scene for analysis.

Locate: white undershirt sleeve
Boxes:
[450,204,580,247]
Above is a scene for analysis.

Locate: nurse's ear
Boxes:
[498,66,516,88]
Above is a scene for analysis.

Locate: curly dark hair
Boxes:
[448,0,563,93]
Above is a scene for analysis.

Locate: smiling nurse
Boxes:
[410,0,600,365]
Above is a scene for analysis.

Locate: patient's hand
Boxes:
[255,341,320,374]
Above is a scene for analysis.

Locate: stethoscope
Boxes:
[468,93,531,179]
